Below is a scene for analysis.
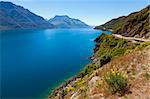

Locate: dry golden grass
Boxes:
[70,46,150,99]
[50,46,150,99]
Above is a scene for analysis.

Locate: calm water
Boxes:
[1,29,105,98]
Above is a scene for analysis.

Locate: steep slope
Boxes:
[49,6,150,99]
[95,5,150,39]
[48,15,91,28]
[49,33,150,99]
[94,16,126,31]
[0,1,54,30]
[67,45,150,99]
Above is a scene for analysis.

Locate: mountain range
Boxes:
[48,15,91,28]
[0,1,54,30]
[0,1,90,30]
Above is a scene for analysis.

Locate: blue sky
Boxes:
[2,0,149,25]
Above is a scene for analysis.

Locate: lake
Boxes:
[1,29,106,98]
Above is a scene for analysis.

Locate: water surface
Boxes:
[1,29,105,98]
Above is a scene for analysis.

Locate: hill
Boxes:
[48,15,91,28]
[49,6,150,99]
[0,1,54,30]
[95,5,150,39]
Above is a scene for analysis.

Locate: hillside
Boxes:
[49,33,150,99]
[94,16,126,31]
[49,6,150,99]
[0,1,54,30]
[48,15,91,28]
[95,5,150,39]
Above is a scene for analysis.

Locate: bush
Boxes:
[100,54,111,66]
[104,66,128,95]
[78,64,97,78]
[72,79,85,88]
[143,72,150,80]
[111,48,126,57]
[66,86,75,92]
[135,42,150,50]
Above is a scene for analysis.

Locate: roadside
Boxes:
[112,34,150,42]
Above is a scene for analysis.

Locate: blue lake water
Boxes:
[1,29,105,98]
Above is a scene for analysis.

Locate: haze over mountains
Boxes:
[0,1,90,30]
[48,15,91,28]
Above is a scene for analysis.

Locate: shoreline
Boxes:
[49,32,150,98]
[48,66,88,98]
[48,30,110,98]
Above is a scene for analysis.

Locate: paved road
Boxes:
[112,34,150,42]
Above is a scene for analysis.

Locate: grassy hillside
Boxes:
[49,5,150,99]
[95,5,150,39]
[94,16,126,31]
[49,33,150,99]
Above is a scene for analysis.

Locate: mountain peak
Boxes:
[0,1,15,9]
[54,15,69,18]
[0,1,13,4]
[0,1,54,29]
[49,15,90,28]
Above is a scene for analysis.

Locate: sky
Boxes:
[1,0,149,25]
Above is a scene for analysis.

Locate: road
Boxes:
[112,34,150,42]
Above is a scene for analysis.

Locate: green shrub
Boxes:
[143,72,150,80]
[135,42,150,50]
[100,54,111,66]
[104,66,128,94]
[72,79,85,88]
[112,48,126,57]
[60,89,67,97]
[78,64,97,78]
[66,86,75,92]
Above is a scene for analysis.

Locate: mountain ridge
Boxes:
[95,5,150,39]
[0,2,91,30]
[48,15,91,28]
[0,1,55,30]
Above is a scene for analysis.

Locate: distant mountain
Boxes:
[0,1,54,30]
[95,5,150,39]
[48,15,91,28]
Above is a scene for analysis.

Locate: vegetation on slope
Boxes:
[104,66,129,95]
[94,16,126,31]
[49,5,150,99]
[49,33,150,99]
[95,5,150,39]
